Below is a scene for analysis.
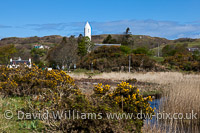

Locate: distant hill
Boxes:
[1,34,200,69]
[0,34,200,50]
[0,34,171,50]
[0,35,63,46]
[92,34,171,49]
[172,38,200,48]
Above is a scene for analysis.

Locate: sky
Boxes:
[0,0,200,40]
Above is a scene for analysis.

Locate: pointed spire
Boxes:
[85,21,91,28]
[84,21,91,40]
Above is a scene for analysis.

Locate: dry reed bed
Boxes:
[70,72,200,84]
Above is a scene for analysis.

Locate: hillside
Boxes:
[0,34,200,64]
[92,34,171,49]
[2,34,199,50]
[0,35,63,46]
[0,34,170,49]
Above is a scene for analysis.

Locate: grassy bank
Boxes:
[0,97,44,132]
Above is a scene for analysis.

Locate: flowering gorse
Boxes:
[108,81,154,114]
[93,83,110,95]
[0,64,76,96]
[0,65,155,132]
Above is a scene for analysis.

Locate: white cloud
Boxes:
[90,20,200,39]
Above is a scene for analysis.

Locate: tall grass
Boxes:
[70,72,200,132]
[160,74,200,132]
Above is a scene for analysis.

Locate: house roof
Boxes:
[10,60,30,65]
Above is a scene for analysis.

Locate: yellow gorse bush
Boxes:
[93,83,110,95]
[92,81,155,132]
[0,65,155,132]
[94,81,154,115]
[0,65,76,96]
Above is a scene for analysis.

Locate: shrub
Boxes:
[126,78,137,84]
[162,44,176,57]
[120,45,131,54]
[0,65,75,97]
[132,47,149,55]
[162,44,189,57]
[164,53,200,71]
[106,81,154,132]
[93,83,110,95]
[102,35,118,44]
[0,66,154,132]
[79,46,157,72]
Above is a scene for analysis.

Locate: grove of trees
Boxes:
[47,36,78,70]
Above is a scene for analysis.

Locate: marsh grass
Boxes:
[70,72,200,132]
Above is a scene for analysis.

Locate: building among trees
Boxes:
[9,57,32,68]
[84,22,121,49]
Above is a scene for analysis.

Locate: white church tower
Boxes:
[84,21,91,40]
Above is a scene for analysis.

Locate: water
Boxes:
[146,98,200,132]
[145,98,164,125]
[149,98,163,111]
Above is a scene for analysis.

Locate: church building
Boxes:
[84,22,121,49]
[84,21,91,40]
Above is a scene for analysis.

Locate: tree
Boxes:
[119,27,132,45]
[78,38,87,57]
[85,37,94,53]
[31,48,47,64]
[47,36,78,70]
[192,50,200,61]
[125,27,131,35]
[78,37,94,57]
[162,45,176,57]
[103,35,112,43]
[0,44,17,65]
[102,35,117,44]
[32,54,40,64]
[77,34,83,44]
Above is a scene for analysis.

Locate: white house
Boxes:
[34,44,50,49]
[9,57,32,68]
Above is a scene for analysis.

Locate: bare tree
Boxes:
[47,36,78,70]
